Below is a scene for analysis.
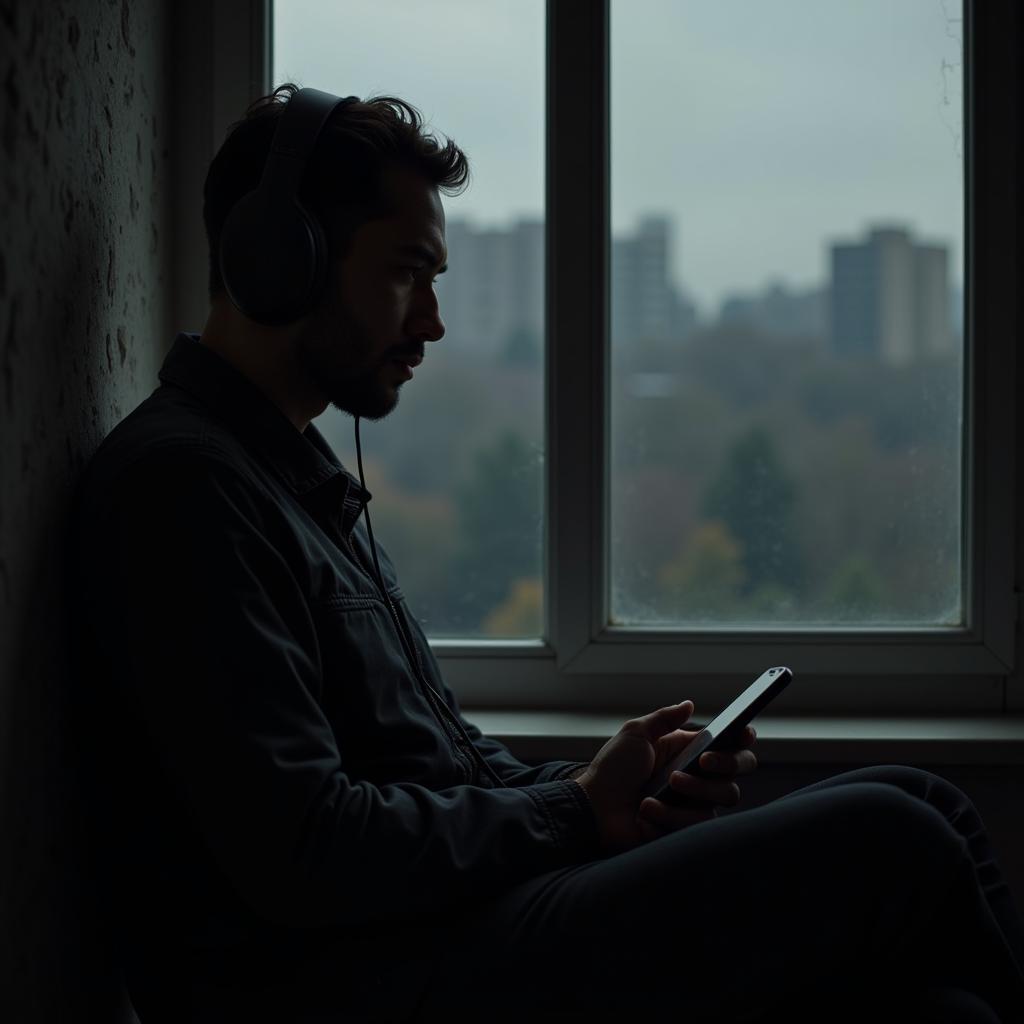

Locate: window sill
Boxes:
[465,711,1024,766]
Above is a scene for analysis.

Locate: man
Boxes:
[72,85,1023,1023]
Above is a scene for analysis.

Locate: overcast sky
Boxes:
[273,0,963,317]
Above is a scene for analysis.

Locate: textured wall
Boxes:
[0,0,171,1019]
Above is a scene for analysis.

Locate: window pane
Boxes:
[273,0,546,638]
[610,0,964,627]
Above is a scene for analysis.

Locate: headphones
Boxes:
[218,87,357,326]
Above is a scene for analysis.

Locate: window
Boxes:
[251,0,1015,714]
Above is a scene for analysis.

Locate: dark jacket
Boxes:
[70,332,599,1021]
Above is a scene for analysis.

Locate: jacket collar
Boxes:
[158,332,371,537]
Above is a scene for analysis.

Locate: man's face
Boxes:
[294,163,448,421]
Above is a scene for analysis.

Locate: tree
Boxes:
[483,577,542,637]
[701,427,804,598]
[445,431,543,634]
[658,521,745,618]
[821,554,889,621]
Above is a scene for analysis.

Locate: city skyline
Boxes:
[441,209,962,326]
[436,211,959,363]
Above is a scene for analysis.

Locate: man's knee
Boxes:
[851,764,969,804]
[792,780,965,867]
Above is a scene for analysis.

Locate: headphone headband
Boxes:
[219,87,356,325]
[260,88,347,195]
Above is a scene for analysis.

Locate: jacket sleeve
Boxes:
[471,732,591,787]
[78,449,600,931]
[432,684,593,787]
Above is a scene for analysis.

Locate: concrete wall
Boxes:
[0,1,171,1019]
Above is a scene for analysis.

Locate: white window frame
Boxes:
[221,0,1018,717]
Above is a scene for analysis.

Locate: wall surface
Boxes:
[0,0,171,1019]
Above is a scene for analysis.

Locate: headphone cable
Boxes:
[353,416,507,789]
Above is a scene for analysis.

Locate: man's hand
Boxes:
[575,701,758,855]
[635,715,758,844]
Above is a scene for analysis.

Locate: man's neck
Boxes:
[198,301,325,433]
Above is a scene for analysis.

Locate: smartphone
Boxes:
[644,666,792,806]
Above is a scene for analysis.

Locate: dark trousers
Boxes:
[413,766,1024,1023]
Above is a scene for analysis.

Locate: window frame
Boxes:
[251,0,1017,716]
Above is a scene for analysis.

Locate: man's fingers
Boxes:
[632,701,695,739]
[636,815,664,844]
[669,770,741,807]
[718,724,757,751]
[640,796,717,832]
[698,749,759,776]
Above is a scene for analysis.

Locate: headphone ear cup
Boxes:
[220,189,330,325]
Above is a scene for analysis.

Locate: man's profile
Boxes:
[71,84,1024,1024]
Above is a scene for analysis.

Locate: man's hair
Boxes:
[202,82,470,301]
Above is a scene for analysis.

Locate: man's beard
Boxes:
[328,363,401,421]
[295,302,402,422]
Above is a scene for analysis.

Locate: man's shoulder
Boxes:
[77,387,256,514]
